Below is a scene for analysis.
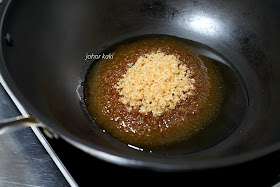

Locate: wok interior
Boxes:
[1,0,280,168]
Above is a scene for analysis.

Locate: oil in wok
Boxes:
[84,34,248,154]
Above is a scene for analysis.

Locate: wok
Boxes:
[0,0,279,171]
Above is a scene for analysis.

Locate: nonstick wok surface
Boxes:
[0,0,279,170]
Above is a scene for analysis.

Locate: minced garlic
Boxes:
[114,51,195,116]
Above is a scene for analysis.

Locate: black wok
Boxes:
[0,0,279,171]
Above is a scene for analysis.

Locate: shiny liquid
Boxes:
[84,34,248,154]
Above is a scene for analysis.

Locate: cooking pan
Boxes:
[0,0,279,171]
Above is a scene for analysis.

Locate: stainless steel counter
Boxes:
[0,83,72,187]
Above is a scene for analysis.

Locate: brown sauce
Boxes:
[85,35,225,149]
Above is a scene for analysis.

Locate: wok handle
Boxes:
[0,115,39,134]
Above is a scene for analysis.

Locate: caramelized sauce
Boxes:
[85,35,225,149]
